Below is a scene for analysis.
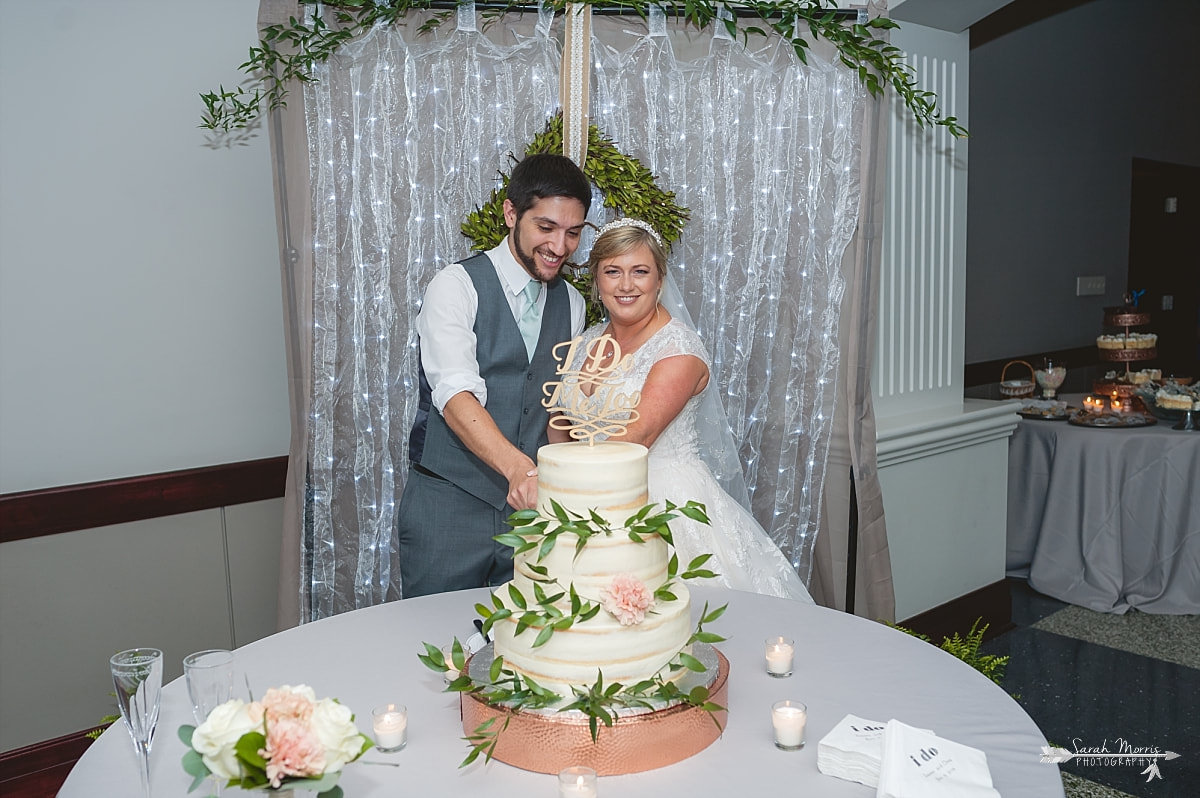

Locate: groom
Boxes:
[398,154,591,598]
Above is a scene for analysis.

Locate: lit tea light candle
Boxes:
[1112,398,1123,413]
[558,765,598,798]
[442,645,460,683]
[771,700,807,751]
[764,636,794,677]
[372,704,407,752]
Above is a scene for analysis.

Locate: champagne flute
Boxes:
[183,649,234,724]
[184,649,234,797]
[110,648,163,798]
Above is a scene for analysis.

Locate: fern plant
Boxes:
[888,618,1010,686]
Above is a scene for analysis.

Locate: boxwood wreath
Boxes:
[462,112,689,325]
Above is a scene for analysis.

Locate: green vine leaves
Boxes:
[202,0,966,138]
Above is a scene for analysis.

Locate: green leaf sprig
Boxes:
[203,1,966,139]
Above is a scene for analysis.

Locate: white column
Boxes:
[875,22,1018,619]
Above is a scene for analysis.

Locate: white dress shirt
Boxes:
[416,237,586,412]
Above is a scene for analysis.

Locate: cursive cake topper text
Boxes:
[542,335,641,445]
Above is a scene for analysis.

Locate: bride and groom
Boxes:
[398,153,812,604]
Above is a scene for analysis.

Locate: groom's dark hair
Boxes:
[505,153,592,217]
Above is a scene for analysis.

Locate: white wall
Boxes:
[0,0,288,493]
[0,499,283,751]
[0,0,289,751]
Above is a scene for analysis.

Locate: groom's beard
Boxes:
[512,221,562,283]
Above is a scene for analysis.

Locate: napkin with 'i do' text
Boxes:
[875,719,1001,798]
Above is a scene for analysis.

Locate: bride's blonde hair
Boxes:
[586,224,668,304]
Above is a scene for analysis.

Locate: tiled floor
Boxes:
[982,579,1199,798]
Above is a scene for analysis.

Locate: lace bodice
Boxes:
[567,319,709,461]
[563,318,814,603]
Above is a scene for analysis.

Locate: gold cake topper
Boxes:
[542,335,641,444]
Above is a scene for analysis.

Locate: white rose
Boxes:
[191,699,262,781]
[310,698,365,771]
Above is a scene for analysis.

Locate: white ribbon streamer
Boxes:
[457,1,477,32]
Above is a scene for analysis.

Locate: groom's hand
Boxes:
[506,465,539,511]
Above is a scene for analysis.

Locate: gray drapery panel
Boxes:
[260,2,890,623]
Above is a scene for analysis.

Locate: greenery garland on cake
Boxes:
[201,0,965,137]
[418,498,727,766]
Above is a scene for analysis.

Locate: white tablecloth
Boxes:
[1007,395,1200,613]
[61,586,1063,797]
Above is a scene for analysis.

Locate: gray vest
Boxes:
[408,251,572,509]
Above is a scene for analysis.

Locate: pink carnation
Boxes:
[261,718,326,788]
[261,686,315,725]
[600,574,654,626]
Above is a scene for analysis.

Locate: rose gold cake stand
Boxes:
[460,649,730,775]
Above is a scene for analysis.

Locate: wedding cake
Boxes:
[491,441,694,693]
[452,333,728,775]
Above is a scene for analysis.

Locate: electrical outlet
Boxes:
[1076,276,1105,296]
[1163,294,1174,311]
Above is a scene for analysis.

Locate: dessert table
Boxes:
[60,586,1063,797]
[1007,394,1200,613]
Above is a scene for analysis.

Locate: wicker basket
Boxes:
[999,360,1036,399]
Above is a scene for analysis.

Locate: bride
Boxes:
[551,218,813,603]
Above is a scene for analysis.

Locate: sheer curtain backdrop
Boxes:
[261,1,890,624]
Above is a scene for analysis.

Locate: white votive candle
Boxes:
[442,645,460,683]
[764,636,794,677]
[558,765,598,798]
[372,704,407,752]
[771,700,807,750]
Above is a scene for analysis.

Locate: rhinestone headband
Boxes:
[595,217,664,248]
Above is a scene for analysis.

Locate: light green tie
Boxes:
[517,279,542,360]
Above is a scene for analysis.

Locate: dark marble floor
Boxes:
[982,579,1199,798]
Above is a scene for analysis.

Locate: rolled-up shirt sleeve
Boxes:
[417,263,488,412]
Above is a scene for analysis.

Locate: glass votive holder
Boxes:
[372,704,407,752]
[765,635,794,677]
[771,700,807,751]
[558,765,599,797]
[443,640,473,683]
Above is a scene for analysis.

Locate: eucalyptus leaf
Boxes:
[178,724,196,746]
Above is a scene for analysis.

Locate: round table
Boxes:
[1007,394,1200,613]
[60,586,1064,796]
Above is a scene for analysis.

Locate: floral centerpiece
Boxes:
[179,685,372,796]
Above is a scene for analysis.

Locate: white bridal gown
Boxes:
[567,318,814,603]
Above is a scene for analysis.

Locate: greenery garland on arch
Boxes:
[201,0,965,137]
[462,113,689,324]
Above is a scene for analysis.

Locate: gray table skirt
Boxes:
[1007,398,1200,614]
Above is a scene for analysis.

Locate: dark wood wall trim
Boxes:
[0,726,103,796]
[963,345,1098,388]
[0,456,288,545]
[898,580,1012,643]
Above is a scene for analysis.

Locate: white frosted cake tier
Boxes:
[536,441,649,524]
[510,529,670,602]
[491,583,692,693]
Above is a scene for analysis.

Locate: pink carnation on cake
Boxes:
[600,573,654,625]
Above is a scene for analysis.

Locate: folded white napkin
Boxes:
[876,719,1001,798]
[818,714,935,789]
[817,714,890,787]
